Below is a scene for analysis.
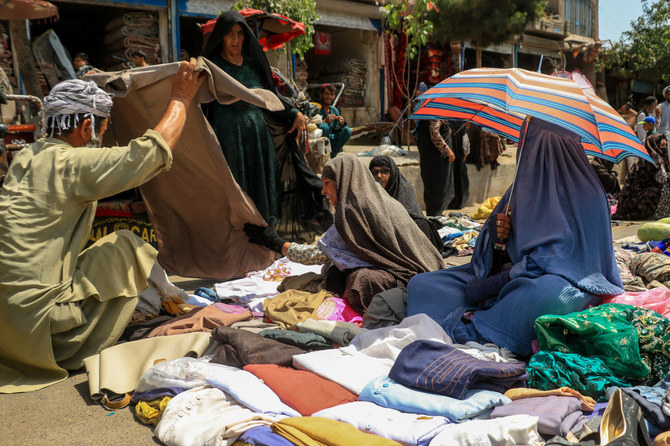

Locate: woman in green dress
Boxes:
[202,11,308,223]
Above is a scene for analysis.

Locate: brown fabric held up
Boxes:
[88,58,279,279]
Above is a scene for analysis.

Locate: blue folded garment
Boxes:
[389,340,528,400]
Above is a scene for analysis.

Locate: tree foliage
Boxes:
[383,0,434,60]
[430,0,546,48]
[232,0,318,58]
[383,0,545,68]
[600,0,670,82]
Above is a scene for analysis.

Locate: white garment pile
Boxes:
[214,258,322,312]
[292,314,451,394]
[154,386,280,446]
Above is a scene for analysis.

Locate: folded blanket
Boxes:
[105,12,158,32]
[106,36,160,53]
[104,25,159,45]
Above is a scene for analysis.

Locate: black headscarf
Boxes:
[369,155,444,252]
[369,156,424,218]
[201,10,292,110]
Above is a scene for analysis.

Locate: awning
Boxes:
[0,0,58,20]
[316,10,379,31]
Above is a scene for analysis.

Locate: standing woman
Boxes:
[202,11,308,223]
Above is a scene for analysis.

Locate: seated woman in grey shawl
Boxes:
[369,155,443,252]
[244,155,445,315]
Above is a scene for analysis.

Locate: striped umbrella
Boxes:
[411,67,651,163]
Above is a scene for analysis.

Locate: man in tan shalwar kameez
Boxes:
[0,59,204,393]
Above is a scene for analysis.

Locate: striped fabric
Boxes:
[411,68,651,163]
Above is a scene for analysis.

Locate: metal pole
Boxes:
[167,0,179,62]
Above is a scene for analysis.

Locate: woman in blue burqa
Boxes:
[202,11,330,239]
[407,118,624,357]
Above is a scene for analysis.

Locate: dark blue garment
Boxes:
[389,339,528,400]
[407,118,623,355]
[238,425,295,446]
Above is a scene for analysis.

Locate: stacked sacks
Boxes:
[104,12,161,69]
[318,58,367,108]
[0,26,15,88]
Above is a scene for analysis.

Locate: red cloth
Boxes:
[243,364,357,415]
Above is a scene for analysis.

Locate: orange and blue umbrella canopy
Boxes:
[411,68,651,163]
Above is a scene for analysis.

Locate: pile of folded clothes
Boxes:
[318,58,367,108]
[104,12,161,70]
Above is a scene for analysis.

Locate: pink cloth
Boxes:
[314,297,363,324]
[602,287,670,318]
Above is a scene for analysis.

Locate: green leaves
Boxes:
[232,0,318,58]
[383,0,544,62]
[600,0,670,82]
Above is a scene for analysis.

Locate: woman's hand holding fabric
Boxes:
[243,221,287,254]
[289,111,308,134]
[495,213,512,241]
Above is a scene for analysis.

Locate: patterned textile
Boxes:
[535,303,670,385]
[630,252,670,288]
[286,242,329,265]
[389,340,528,400]
[527,351,631,402]
[613,247,646,292]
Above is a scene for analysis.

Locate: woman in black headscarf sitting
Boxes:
[369,156,443,252]
[201,11,329,238]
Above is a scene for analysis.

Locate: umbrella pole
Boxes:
[494,115,531,252]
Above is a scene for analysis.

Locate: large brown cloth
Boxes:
[147,305,253,337]
[321,155,444,284]
[88,58,280,279]
[210,325,305,368]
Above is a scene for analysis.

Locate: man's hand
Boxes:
[289,111,308,134]
[153,58,205,151]
[171,58,205,106]
[337,116,345,126]
[495,213,512,241]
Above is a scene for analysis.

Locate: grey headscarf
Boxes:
[322,155,444,284]
[42,79,113,137]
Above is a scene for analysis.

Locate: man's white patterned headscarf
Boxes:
[42,79,113,137]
